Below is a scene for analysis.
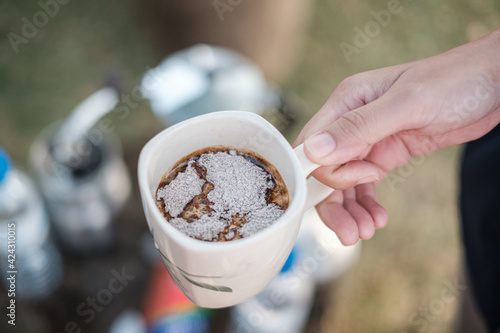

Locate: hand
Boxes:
[294,28,500,245]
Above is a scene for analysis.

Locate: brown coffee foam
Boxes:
[155,146,289,241]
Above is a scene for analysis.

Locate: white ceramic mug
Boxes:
[138,111,333,308]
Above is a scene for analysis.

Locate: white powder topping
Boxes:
[157,151,285,241]
[156,161,205,217]
[169,215,227,241]
[240,204,284,238]
[198,152,275,220]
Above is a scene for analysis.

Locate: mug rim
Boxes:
[138,110,306,251]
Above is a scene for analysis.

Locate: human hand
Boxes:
[294,28,500,245]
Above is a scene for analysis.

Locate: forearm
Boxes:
[476,27,500,112]
[432,27,500,121]
[483,27,500,79]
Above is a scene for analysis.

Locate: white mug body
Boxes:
[138,111,307,308]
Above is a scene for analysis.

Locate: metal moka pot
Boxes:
[29,88,131,256]
[141,44,292,127]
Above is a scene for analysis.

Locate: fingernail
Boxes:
[356,175,379,185]
[305,132,336,158]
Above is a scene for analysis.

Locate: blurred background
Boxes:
[1,0,500,332]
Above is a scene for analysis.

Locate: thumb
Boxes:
[303,95,411,165]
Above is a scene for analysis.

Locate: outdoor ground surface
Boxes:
[1,0,500,332]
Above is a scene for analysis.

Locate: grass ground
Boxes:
[1,0,499,332]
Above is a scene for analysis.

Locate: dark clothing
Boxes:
[460,124,500,332]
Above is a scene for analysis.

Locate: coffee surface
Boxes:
[155,146,289,242]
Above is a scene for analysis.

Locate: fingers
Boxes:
[293,64,410,148]
[303,92,415,166]
[293,73,382,148]
[293,80,360,148]
[317,183,388,246]
[311,160,384,190]
[356,183,388,229]
[343,187,375,240]
[317,190,360,246]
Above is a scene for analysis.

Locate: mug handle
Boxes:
[294,144,335,212]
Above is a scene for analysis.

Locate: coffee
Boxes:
[155,146,289,242]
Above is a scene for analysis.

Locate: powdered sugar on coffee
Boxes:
[158,164,205,217]
[156,149,286,241]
